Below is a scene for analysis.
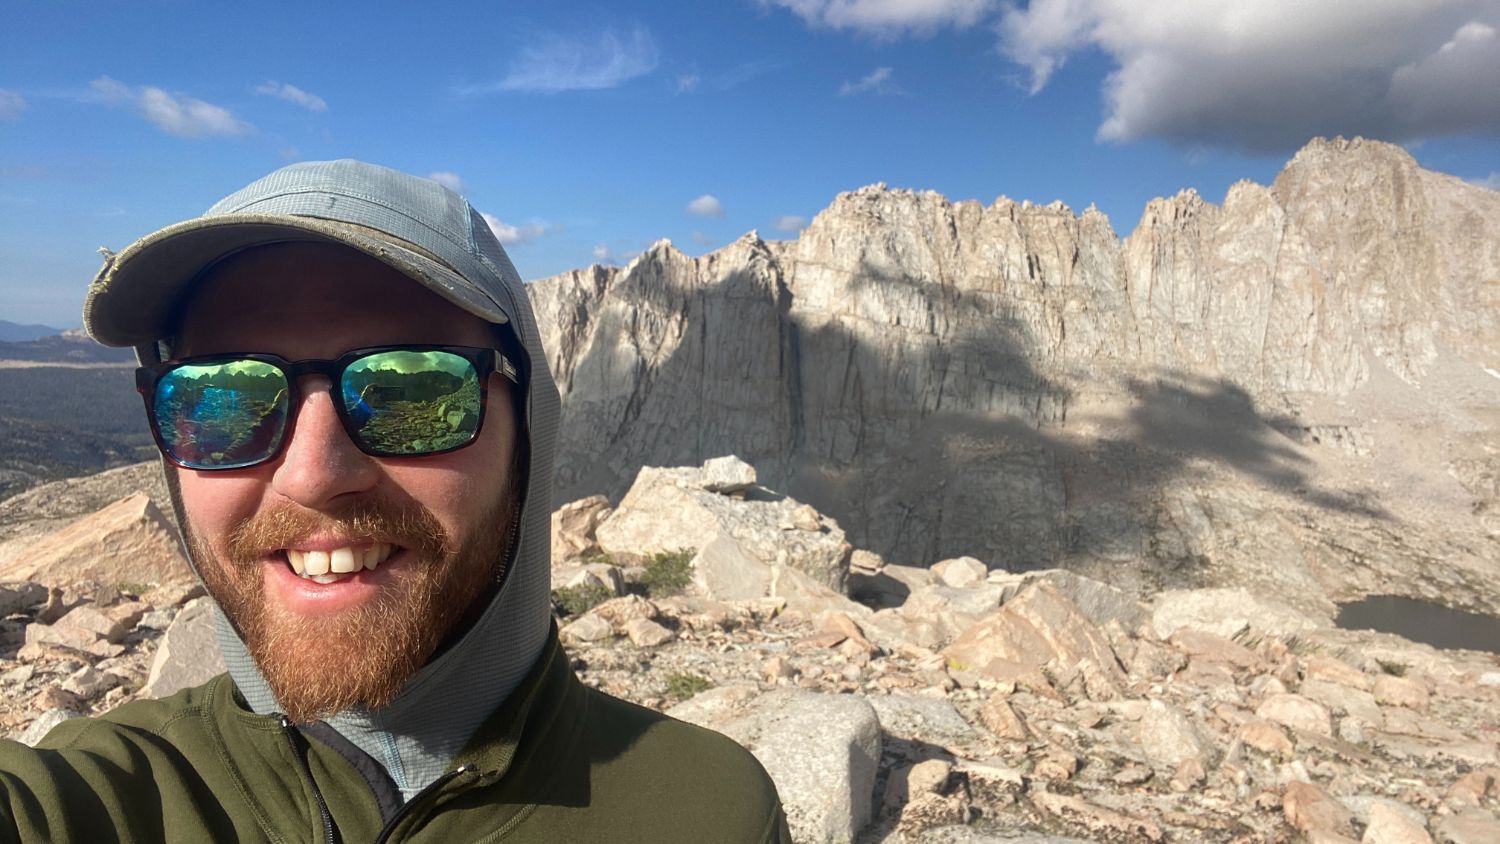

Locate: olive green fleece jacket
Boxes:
[0,632,791,843]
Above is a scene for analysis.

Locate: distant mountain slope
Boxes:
[0,320,64,343]
[528,136,1500,616]
[0,329,137,364]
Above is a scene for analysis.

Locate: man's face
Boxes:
[171,241,521,722]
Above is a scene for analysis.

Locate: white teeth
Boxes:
[362,543,387,570]
[285,543,396,581]
[330,547,357,574]
[303,550,330,577]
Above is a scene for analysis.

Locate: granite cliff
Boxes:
[529,137,1500,618]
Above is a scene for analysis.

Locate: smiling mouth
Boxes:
[283,543,397,585]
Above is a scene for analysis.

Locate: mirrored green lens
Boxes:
[340,350,482,455]
[154,360,290,469]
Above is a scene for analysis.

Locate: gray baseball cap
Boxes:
[83,159,522,349]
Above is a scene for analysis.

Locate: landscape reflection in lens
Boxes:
[342,350,481,454]
[157,360,289,468]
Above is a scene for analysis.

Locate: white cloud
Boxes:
[676,73,701,93]
[996,0,1500,153]
[89,77,252,138]
[481,212,553,245]
[253,81,328,112]
[839,66,899,95]
[687,194,725,217]
[428,171,467,194]
[592,242,614,262]
[766,0,997,37]
[691,231,715,247]
[1472,171,1500,189]
[773,214,808,232]
[0,90,25,120]
[1388,21,1500,137]
[472,25,658,93]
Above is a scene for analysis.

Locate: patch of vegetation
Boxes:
[664,671,712,702]
[637,548,695,597]
[552,582,613,617]
[574,548,614,566]
[114,581,152,597]
[1376,659,1408,677]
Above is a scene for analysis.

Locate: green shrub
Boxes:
[1376,659,1408,677]
[664,671,712,702]
[638,548,695,597]
[552,582,613,617]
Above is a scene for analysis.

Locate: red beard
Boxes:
[189,496,509,723]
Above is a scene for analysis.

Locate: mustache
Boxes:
[225,498,451,564]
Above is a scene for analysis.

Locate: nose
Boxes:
[269,375,380,508]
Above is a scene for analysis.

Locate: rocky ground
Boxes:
[0,457,1497,843]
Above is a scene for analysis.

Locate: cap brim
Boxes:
[84,214,510,348]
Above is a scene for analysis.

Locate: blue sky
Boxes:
[3,0,1498,328]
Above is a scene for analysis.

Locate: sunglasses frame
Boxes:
[136,344,520,471]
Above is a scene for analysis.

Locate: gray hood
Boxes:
[213,262,561,798]
[83,160,562,798]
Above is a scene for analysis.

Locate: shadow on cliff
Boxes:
[550,252,1386,580]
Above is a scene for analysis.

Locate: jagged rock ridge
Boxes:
[528,137,1500,615]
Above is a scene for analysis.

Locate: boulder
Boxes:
[991,568,1151,632]
[596,463,851,592]
[931,556,987,589]
[1362,801,1434,844]
[670,685,880,843]
[0,582,48,617]
[941,581,1125,691]
[1257,693,1333,737]
[1283,781,1356,840]
[549,495,612,564]
[0,493,192,589]
[1152,588,1325,639]
[1138,699,1219,772]
[142,598,226,698]
[699,455,757,495]
[16,709,82,747]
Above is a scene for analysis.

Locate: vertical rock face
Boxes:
[530,137,1500,608]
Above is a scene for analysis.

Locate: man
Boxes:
[0,160,792,842]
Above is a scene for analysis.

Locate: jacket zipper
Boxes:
[280,716,336,844]
[372,765,476,844]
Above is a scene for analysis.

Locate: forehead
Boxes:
[173,241,497,358]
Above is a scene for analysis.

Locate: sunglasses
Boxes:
[136,344,519,470]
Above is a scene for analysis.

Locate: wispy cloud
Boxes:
[481,212,554,245]
[1472,171,1500,190]
[468,25,658,94]
[765,0,996,38]
[687,194,725,218]
[772,215,807,233]
[997,0,1500,154]
[254,81,327,112]
[428,171,467,194]
[676,73,701,93]
[0,90,26,121]
[89,77,252,138]
[839,66,899,96]
[691,231,715,247]
[592,242,614,263]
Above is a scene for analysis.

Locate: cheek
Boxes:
[391,400,518,534]
[176,472,270,550]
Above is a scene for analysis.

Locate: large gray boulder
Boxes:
[596,457,853,594]
[142,597,226,699]
[669,685,881,843]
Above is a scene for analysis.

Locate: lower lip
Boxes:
[262,550,406,616]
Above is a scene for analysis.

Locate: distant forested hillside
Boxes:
[0,366,153,500]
